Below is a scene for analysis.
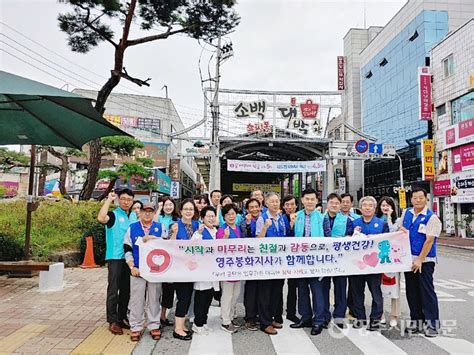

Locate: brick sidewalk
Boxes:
[438,235,474,250]
[0,267,136,354]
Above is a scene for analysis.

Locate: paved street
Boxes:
[0,245,472,354]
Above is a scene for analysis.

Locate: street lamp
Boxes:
[396,153,404,188]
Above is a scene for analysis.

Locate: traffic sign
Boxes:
[369,143,383,154]
[170,181,180,199]
[355,140,368,154]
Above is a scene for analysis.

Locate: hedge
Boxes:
[0,200,103,260]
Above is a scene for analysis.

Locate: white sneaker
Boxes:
[380,316,387,324]
[192,323,208,335]
[203,324,213,333]
[389,319,397,327]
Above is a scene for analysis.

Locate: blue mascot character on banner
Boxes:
[378,240,392,264]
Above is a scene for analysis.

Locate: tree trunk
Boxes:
[37,168,46,196]
[58,156,68,197]
[78,0,137,200]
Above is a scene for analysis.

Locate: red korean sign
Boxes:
[452,143,474,172]
[300,99,319,119]
[418,67,432,121]
[444,117,474,149]
[433,179,450,196]
[337,56,345,90]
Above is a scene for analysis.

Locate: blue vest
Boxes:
[325,213,348,237]
[244,217,258,238]
[403,208,436,257]
[176,219,200,240]
[129,221,163,267]
[261,211,286,237]
[220,223,241,238]
[294,209,324,237]
[201,227,216,240]
[352,216,386,235]
[105,208,137,260]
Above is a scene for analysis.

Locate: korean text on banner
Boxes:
[227,159,327,173]
[422,139,435,181]
[418,67,432,121]
[137,231,411,282]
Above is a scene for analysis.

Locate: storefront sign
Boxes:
[234,100,267,119]
[227,160,327,173]
[169,159,180,181]
[450,171,474,203]
[137,231,411,282]
[437,150,449,175]
[433,179,450,196]
[444,117,474,149]
[233,183,281,193]
[418,67,432,120]
[184,146,211,157]
[104,114,161,133]
[170,181,180,199]
[155,170,171,195]
[398,188,406,209]
[135,142,168,167]
[422,139,435,181]
[337,56,345,90]
[247,121,272,135]
[330,142,395,160]
[452,143,474,172]
[444,197,455,234]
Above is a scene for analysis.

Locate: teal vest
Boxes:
[294,209,324,237]
[326,213,348,237]
[105,207,137,260]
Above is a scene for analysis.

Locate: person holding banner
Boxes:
[155,196,179,327]
[240,198,262,331]
[377,196,401,328]
[97,189,138,335]
[351,196,388,331]
[256,192,287,335]
[217,203,243,334]
[281,195,299,323]
[124,202,164,342]
[169,199,200,341]
[290,188,326,336]
[322,193,354,330]
[398,187,442,338]
[191,206,220,335]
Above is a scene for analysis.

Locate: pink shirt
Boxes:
[216,226,241,239]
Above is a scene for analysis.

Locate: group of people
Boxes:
[97,185,442,343]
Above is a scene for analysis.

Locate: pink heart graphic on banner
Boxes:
[353,259,367,270]
[186,260,198,271]
[363,252,379,267]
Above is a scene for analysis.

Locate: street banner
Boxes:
[227,159,326,173]
[418,66,432,120]
[421,139,435,181]
[137,231,411,282]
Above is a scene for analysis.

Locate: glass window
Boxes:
[451,92,474,124]
[443,54,454,78]
[436,104,446,116]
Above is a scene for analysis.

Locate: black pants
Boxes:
[257,279,282,329]
[175,282,194,318]
[405,262,439,330]
[347,277,355,315]
[106,259,130,324]
[161,283,175,309]
[350,274,383,321]
[286,278,298,318]
[194,288,214,327]
[244,280,259,322]
[273,279,284,323]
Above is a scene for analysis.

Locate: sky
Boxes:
[0,0,406,130]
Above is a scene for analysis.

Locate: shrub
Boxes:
[0,234,24,261]
[0,200,102,260]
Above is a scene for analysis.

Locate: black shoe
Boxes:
[310,326,323,336]
[161,318,174,327]
[335,321,346,329]
[118,319,130,329]
[404,323,423,335]
[322,320,330,329]
[352,319,367,329]
[173,331,192,341]
[286,315,300,323]
[424,328,439,338]
[367,320,381,331]
[290,320,312,329]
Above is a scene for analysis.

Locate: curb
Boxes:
[437,243,474,251]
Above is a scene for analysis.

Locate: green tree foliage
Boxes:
[58,0,240,200]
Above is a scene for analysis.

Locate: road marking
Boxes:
[189,306,233,355]
[448,279,474,288]
[71,325,135,354]
[344,325,407,355]
[435,280,470,290]
[270,323,321,355]
[426,336,474,355]
[0,323,49,353]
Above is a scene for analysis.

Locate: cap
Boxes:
[142,202,156,211]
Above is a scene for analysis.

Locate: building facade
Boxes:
[431,19,474,237]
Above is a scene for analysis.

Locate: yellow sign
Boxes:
[232,183,281,193]
[422,139,435,181]
[398,188,407,209]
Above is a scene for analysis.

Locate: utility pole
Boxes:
[209,36,222,191]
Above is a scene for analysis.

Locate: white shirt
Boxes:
[192,226,220,291]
